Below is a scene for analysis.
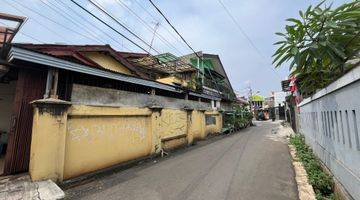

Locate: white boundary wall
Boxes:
[298,66,360,200]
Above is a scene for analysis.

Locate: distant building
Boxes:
[273,91,286,106]
[250,94,264,110]
[181,52,237,111]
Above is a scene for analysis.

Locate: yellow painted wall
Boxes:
[157,76,183,86]
[205,111,222,136]
[158,109,187,138]
[64,106,152,179]
[191,110,206,141]
[29,100,69,182]
[84,52,134,75]
[156,109,188,150]
[156,76,196,90]
[30,103,223,182]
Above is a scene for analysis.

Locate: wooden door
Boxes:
[3,68,47,175]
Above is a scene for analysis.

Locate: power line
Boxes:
[43,0,129,51]
[83,0,205,83]
[133,0,161,24]
[71,0,202,89]
[114,0,184,55]
[9,0,131,51]
[147,0,199,58]
[4,0,207,81]
[10,0,101,44]
[3,0,71,43]
[217,0,264,60]
[0,21,44,43]
[17,32,44,43]
[147,0,223,94]
[53,0,130,51]
[87,0,160,54]
[216,0,282,80]
[147,0,278,97]
[132,0,190,53]
[94,0,208,75]
[69,0,150,53]
[38,0,104,44]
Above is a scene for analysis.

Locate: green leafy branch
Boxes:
[273,0,360,97]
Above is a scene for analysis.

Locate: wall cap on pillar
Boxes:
[31,98,71,115]
[183,106,194,111]
[147,104,163,112]
[198,108,207,112]
[31,98,71,105]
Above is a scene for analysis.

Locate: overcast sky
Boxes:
[1,0,349,97]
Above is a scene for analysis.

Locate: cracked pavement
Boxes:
[0,175,64,200]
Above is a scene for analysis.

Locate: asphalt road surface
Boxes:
[63,121,298,200]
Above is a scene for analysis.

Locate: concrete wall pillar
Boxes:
[185,108,194,145]
[29,99,71,182]
[199,110,207,139]
[149,106,162,155]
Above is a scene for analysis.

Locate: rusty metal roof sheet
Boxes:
[8,46,221,101]
[130,53,197,74]
[13,43,150,79]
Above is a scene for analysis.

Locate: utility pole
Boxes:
[149,22,160,53]
[248,84,253,112]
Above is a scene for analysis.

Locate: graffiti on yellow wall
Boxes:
[67,119,147,143]
[158,109,187,138]
[64,114,152,179]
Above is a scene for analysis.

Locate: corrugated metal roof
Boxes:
[189,91,221,101]
[8,46,180,92]
[130,53,197,74]
[8,46,221,100]
[13,43,150,79]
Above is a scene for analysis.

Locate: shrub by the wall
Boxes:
[290,134,334,200]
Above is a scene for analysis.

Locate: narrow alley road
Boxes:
[64,121,298,200]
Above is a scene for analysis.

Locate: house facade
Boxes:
[0,41,239,181]
[0,12,241,181]
[181,52,236,111]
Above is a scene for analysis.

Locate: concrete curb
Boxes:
[288,144,316,200]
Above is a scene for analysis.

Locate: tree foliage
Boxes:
[222,105,252,133]
[273,1,360,97]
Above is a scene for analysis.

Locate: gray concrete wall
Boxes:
[71,84,212,110]
[298,66,360,200]
[221,102,233,111]
[0,81,16,133]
